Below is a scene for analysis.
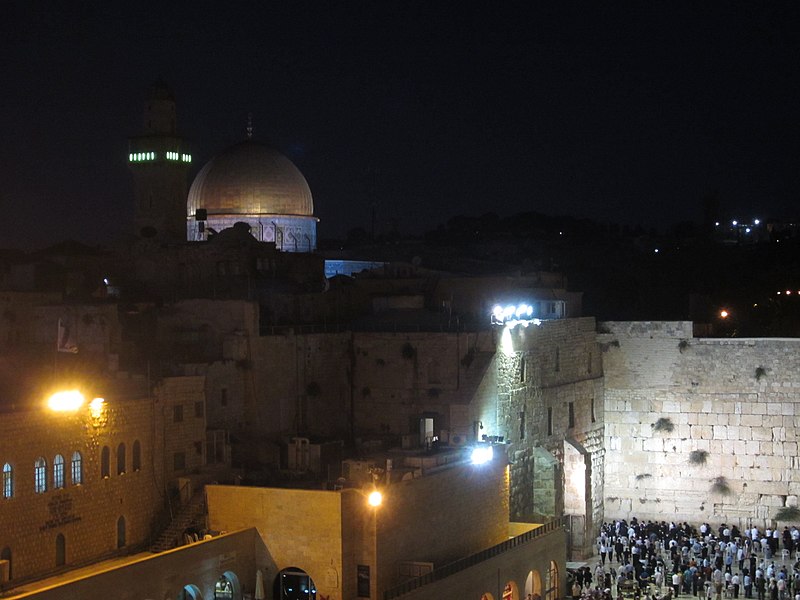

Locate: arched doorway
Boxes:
[526,570,542,598]
[215,571,242,600]
[275,567,316,600]
[55,534,66,567]
[544,561,559,600]
[503,581,519,600]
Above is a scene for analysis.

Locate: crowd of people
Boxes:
[568,518,800,600]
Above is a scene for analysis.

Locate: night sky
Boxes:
[2,2,799,250]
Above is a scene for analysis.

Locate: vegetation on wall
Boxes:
[710,476,732,495]
[678,339,690,353]
[755,366,767,381]
[688,450,709,465]
[774,506,800,522]
[401,342,416,360]
[652,417,674,433]
[635,473,652,481]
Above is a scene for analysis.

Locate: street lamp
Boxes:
[47,390,85,412]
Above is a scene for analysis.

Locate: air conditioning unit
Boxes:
[450,434,466,446]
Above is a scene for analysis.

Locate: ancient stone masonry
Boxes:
[495,317,604,557]
[601,321,800,527]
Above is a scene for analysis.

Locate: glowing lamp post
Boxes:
[47,390,85,412]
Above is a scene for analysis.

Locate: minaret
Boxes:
[128,81,191,241]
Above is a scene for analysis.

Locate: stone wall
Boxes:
[602,321,800,528]
[495,317,605,557]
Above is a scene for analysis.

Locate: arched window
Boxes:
[116,443,126,475]
[53,454,65,489]
[116,516,126,548]
[55,533,65,567]
[2,463,12,499]
[71,452,82,485]
[132,440,141,472]
[100,446,110,478]
[34,457,47,494]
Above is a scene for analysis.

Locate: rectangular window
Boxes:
[173,452,186,471]
[587,351,592,374]
[555,348,560,372]
[220,388,228,407]
[194,401,204,418]
[519,357,526,383]
[173,404,183,423]
[591,398,596,423]
[547,407,553,436]
[568,402,575,429]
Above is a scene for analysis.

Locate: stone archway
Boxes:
[274,567,317,600]
[526,570,543,597]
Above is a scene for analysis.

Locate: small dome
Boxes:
[187,140,313,218]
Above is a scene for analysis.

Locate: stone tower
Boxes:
[128,81,191,241]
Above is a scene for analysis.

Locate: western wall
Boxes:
[600,321,800,527]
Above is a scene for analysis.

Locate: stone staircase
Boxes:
[150,487,207,553]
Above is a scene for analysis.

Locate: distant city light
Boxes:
[654,248,659,253]
[471,444,494,465]
[745,228,751,233]
[715,222,720,227]
[732,220,738,226]
[754,219,760,225]
[719,310,729,319]
[787,291,792,295]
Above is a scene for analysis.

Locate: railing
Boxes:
[383,517,565,599]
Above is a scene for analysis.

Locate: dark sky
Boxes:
[2,1,799,249]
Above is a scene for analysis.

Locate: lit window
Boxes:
[2,463,12,499]
[71,452,83,485]
[34,457,47,493]
[53,454,65,489]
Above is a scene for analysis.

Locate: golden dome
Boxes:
[187,140,313,218]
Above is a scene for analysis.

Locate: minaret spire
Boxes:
[246,113,253,139]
